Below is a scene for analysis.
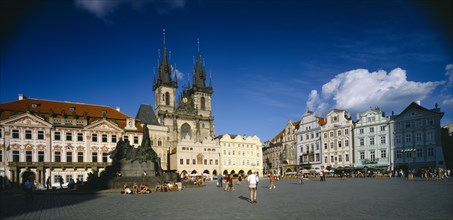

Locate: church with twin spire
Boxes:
[138,30,220,177]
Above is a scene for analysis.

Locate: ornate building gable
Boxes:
[0,112,52,128]
[85,119,123,132]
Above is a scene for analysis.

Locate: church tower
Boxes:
[188,38,214,140]
[153,29,178,123]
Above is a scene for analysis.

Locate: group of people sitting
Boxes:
[154,181,179,192]
[122,182,152,194]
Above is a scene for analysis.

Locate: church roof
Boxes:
[135,104,160,126]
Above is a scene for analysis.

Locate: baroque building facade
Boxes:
[321,109,354,169]
[0,94,143,186]
[262,120,299,176]
[296,111,325,171]
[391,102,445,172]
[217,134,263,177]
[353,107,391,170]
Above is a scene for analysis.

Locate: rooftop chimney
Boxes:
[18,94,24,100]
[116,106,121,112]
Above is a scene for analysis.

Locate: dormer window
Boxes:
[31,103,38,108]
[69,107,75,111]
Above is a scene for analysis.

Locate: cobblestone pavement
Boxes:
[1,177,452,220]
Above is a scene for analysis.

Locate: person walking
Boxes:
[59,176,64,189]
[269,172,276,189]
[247,171,259,204]
[224,175,231,191]
[23,178,34,199]
[46,176,51,190]
[217,174,223,187]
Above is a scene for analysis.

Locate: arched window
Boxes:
[201,97,206,110]
[165,92,170,105]
[181,123,192,140]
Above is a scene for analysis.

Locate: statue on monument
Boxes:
[108,124,160,176]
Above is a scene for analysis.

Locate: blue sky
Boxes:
[1,0,452,141]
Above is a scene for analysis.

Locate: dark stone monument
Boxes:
[106,124,179,189]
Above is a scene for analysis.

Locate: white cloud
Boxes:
[306,68,445,117]
[74,0,186,18]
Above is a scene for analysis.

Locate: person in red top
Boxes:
[269,172,276,189]
[224,175,231,191]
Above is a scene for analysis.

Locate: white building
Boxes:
[353,107,391,170]
[391,102,445,172]
[217,134,263,177]
[321,109,354,169]
[0,94,143,186]
[296,111,324,170]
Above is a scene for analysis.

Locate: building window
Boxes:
[329,132,333,137]
[370,137,375,145]
[38,151,44,162]
[92,134,98,142]
[324,133,327,138]
[180,159,183,165]
[370,151,375,161]
[111,135,117,143]
[215,159,218,165]
[12,151,19,162]
[359,129,364,134]
[324,143,327,149]
[102,134,108,143]
[67,152,72,162]
[0,128,2,138]
[193,159,196,165]
[54,132,61,140]
[25,130,32,139]
[405,121,411,128]
[345,154,349,162]
[405,134,411,144]
[102,153,108,162]
[55,152,61,162]
[395,135,401,145]
[369,127,374,133]
[380,136,386,144]
[186,159,190,165]
[337,130,341,136]
[12,129,19,139]
[338,155,342,162]
[360,138,364,146]
[360,152,365,160]
[38,131,44,140]
[330,156,334,163]
[77,133,83,141]
[380,126,386,131]
[26,151,32,162]
[396,151,402,159]
[78,152,84,162]
[330,142,333,149]
[66,132,72,141]
[415,133,422,143]
[123,136,129,141]
[324,156,327,163]
[345,140,349,147]
[417,148,422,158]
[381,150,386,158]
[428,148,434,157]
[338,141,342,148]
[134,136,139,144]
[92,152,98,162]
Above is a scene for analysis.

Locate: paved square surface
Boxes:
[1,177,452,219]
